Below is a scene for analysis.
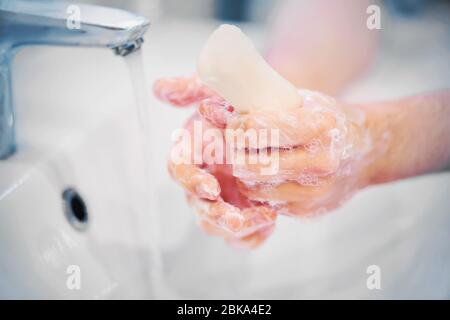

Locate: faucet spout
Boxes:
[114,38,145,57]
[0,0,150,159]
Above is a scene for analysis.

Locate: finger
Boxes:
[168,113,224,200]
[239,206,277,237]
[273,175,358,218]
[201,219,275,248]
[297,89,338,110]
[199,220,229,237]
[232,145,339,184]
[274,200,339,218]
[198,98,236,129]
[168,159,220,200]
[236,178,334,202]
[189,196,276,237]
[153,76,216,107]
[227,107,338,149]
[225,224,275,249]
[188,196,245,233]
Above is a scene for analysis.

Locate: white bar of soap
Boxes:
[197,24,300,113]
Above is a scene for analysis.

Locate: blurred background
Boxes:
[81,0,450,98]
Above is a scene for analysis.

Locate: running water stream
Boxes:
[123,49,169,298]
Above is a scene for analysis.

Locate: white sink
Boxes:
[1,20,449,299]
[0,45,161,298]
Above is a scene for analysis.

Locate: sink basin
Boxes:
[0,45,161,298]
[1,20,449,299]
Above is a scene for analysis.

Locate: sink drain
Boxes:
[63,188,88,231]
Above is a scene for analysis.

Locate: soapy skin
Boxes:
[154,76,450,248]
[154,76,372,247]
[153,3,450,247]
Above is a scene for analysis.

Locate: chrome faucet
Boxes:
[0,0,150,159]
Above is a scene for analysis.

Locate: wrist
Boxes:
[356,90,450,187]
[357,102,393,187]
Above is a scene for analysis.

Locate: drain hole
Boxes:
[63,188,88,231]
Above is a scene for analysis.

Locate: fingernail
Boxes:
[219,211,244,233]
[196,182,220,200]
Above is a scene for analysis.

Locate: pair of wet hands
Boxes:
[154,76,371,248]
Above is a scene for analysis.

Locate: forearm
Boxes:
[359,90,450,186]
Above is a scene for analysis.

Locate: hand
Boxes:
[154,76,372,246]
[154,76,277,248]
[223,88,373,217]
